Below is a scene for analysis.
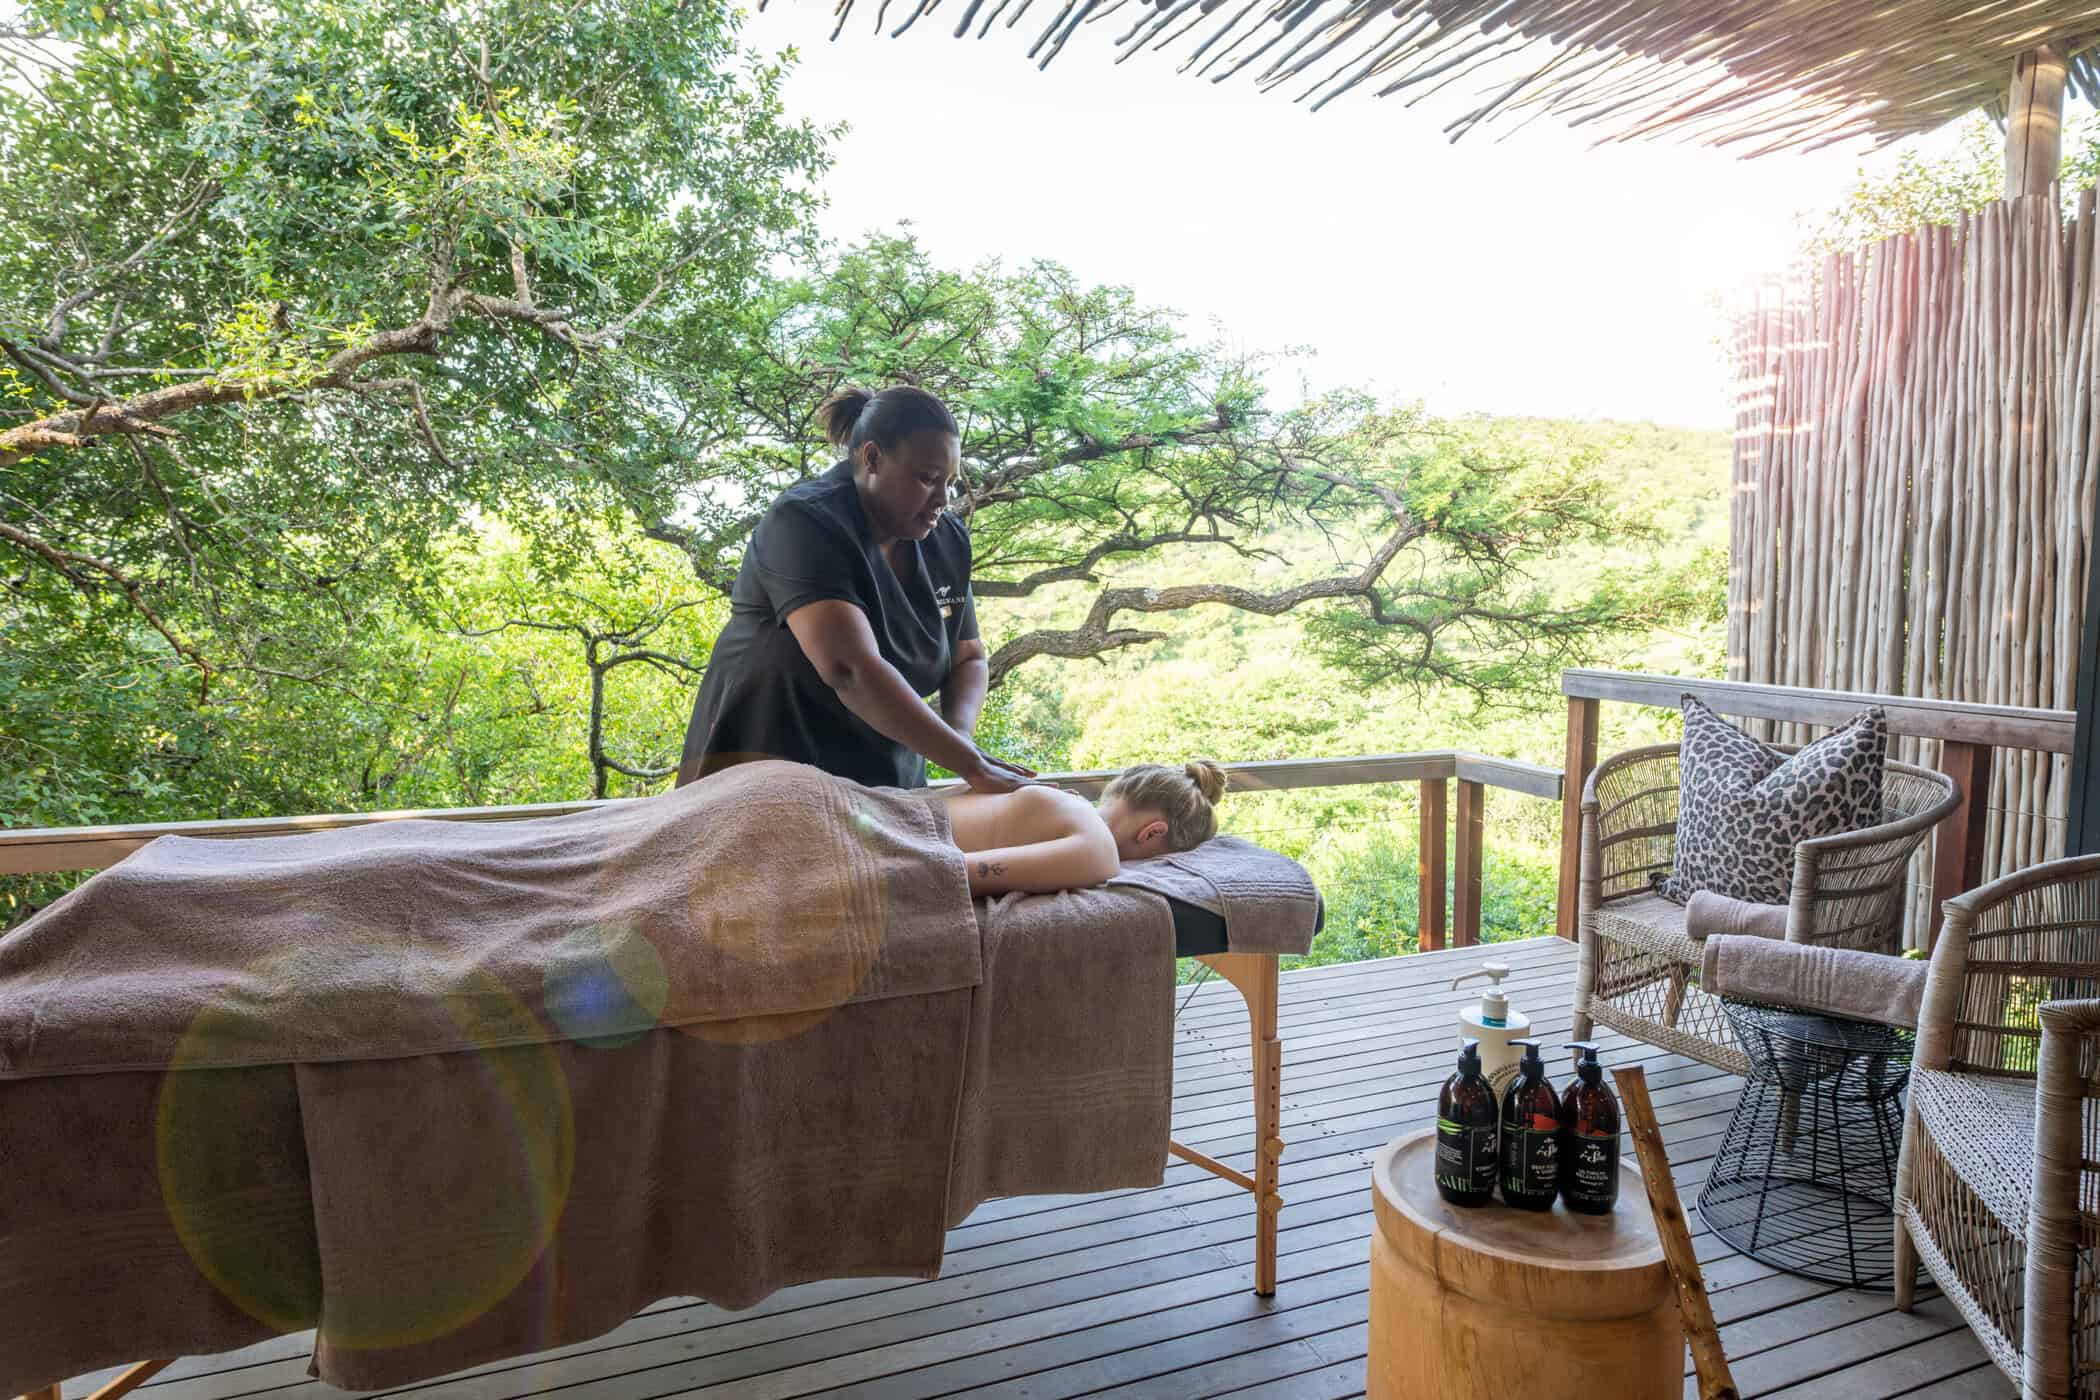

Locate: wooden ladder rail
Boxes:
[18,1359,175,1400]
[1166,951,1284,1297]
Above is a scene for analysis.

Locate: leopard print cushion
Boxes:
[1657,696,1888,906]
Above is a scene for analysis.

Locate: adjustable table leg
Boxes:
[1194,953,1284,1297]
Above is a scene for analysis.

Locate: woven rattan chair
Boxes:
[1570,743,1960,1075]
[1893,854,2100,1400]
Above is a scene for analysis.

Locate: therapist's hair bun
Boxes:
[818,383,960,456]
[818,386,874,448]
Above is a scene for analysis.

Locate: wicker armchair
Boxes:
[1570,743,1960,1074]
[1894,854,2100,1400]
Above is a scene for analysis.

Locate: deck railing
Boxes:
[0,750,1564,953]
[1556,668,2080,946]
[12,668,2071,955]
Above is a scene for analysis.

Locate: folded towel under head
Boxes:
[1105,834,1319,956]
[1701,934,1927,1028]
[1685,890,1791,942]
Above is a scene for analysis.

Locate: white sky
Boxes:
[737,2,1971,429]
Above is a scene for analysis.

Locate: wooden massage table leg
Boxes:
[16,1355,175,1400]
[1167,952,1284,1297]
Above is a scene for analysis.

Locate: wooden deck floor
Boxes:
[73,936,2011,1400]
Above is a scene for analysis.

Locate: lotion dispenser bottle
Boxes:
[1451,961,1530,1096]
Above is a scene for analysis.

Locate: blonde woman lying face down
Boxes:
[939,761,1228,897]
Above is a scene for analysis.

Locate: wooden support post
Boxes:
[20,1387,60,1400]
[1454,779,1484,947]
[2005,43,2068,200]
[1931,741,1992,948]
[1418,777,1447,953]
[1557,697,1599,940]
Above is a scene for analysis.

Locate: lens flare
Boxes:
[542,922,669,1049]
[157,919,575,1350]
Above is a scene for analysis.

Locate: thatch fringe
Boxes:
[767,0,2100,150]
[1729,186,2100,946]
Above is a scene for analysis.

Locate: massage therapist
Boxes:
[675,384,1038,794]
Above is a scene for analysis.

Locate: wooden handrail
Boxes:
[1562,668,2076,753]
[1555,669,2078,944]
[0,751,1564,916]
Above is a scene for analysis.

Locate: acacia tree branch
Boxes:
[643,516,757,595]
[589,648,700,788]
[971,526,1236,598]
[1,229,706,467]
[985,470,1423,686]
[3,339,96,405]
[0,518,213,686]
[42,179,222,349]
[956,419,1226,520]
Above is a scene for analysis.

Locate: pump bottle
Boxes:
[1497,1038,1560,1211]
[1435,1038,1499,1207]
[1451,961,1531,1096]
[1558,1041,1621,1215]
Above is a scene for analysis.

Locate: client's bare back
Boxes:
[935,786,1119,897]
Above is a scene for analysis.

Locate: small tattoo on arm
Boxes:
[976,859,1007,879]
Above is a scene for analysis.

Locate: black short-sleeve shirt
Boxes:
[676,460,979,790]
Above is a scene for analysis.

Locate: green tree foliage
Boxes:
[1298,425,1705,706]
[652,232,1696,703]
[1803,110,2100,257]
[0,0,817,916]
[1,0,829,689]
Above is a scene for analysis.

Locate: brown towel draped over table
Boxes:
[0,761,1181,1394]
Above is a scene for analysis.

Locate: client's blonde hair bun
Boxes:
[1185,759,1228,805]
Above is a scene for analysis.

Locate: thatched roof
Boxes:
[784,0,2100,153]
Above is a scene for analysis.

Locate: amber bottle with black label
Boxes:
[1435,1038,1499,1207]
[1558,1041,1620,1215]
[1498,1038,1560,1210]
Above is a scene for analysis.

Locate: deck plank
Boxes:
[93,936,2005,1400]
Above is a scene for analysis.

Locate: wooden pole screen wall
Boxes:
[1727,184,2100,942]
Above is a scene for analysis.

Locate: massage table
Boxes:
[12,898,1312,1400]
[2,777,1317,1400]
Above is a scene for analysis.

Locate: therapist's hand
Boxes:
[958,747,1038,794]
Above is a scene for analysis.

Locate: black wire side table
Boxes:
[1697,999,1915,1290]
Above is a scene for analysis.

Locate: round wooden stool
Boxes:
[1368,1128,1682,1399]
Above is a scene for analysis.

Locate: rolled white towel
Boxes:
[1700,934,1927,1028]
[1685,889,1790,942]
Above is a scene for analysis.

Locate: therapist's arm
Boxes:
[940,637,989,738]
[786,601,1032,791]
